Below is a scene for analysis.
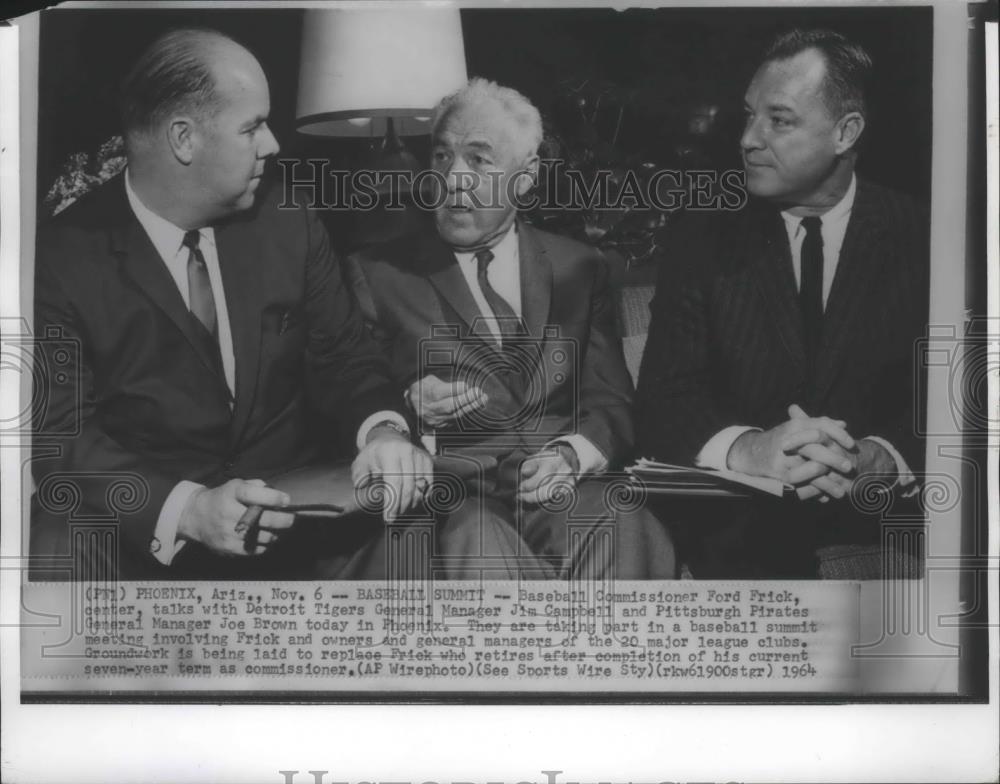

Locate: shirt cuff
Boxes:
[151,480,201,565]
[696,425,762,470]
[548,434,608,478]
[864,435,918,495]
[356,410,410,451]
[419,433,437,456]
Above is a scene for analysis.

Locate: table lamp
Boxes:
[296,7,468,141]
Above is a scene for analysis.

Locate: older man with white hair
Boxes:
[353,78,676,579]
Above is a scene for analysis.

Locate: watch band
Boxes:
[550,440,581,474]
[372,419,410,438]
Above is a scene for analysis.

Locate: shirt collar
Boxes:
[453,222,519,266]
[124,168,215,260]
[781,172,857,233]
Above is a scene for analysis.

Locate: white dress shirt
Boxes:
[781,171,857,308]
[453,225,523,344]
[126,172,238,393]
[696,174,914,488]
[446,225,608,477]
[125,171,405,564]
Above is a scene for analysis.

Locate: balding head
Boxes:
[120,28,278,229]
[120,28,256,145]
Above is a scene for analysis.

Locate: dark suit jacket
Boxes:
[352,221,634,492]
[635,179,929,576]
[31,175,403,579]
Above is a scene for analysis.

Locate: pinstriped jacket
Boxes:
[635,179,929,576]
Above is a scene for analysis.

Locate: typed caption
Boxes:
[22,580,862,692]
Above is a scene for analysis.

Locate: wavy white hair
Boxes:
[431,77,543,161]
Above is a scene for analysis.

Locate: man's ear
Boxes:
[834,111,865,155]
[513,153,540,198]
[166,117,196,165]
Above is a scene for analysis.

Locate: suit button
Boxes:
[224,460,235,472]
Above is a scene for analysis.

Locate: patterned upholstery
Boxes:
[817,544,923,580]
[618,284,656,386]
[604,248,657,386]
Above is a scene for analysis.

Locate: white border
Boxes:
[2,3,997,783]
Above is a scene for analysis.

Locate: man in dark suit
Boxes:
[354,79,675,579]
[635,29,928,578]
[31,28,433,579]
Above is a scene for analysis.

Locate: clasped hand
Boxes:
[728,404,892,502]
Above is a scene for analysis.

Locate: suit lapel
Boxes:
[813,182,888,401]
[748,207,807,369]
[420,223,553,342]
[108,177,228,390]
[215,217,265,446]
[420,232,494,341]
[517,223,553,338]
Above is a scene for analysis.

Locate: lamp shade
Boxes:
[296,8,468,137]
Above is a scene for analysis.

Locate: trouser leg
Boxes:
[519,477,678,580]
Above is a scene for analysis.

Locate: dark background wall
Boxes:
[461,6,932,198]
[37,6,933,217]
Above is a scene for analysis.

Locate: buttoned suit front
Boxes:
[31,176,403,579]
[635,179,929,577]
[353,221,676,579]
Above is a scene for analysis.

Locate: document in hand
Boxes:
[627,459,792,498]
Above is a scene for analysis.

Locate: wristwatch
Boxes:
[550,440,581,475]
[371,419,410,438]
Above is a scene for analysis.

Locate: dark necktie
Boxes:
[799,216,824,376]
[472,248,534,426]
[183,229,218,339]
[475,249,524,342]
